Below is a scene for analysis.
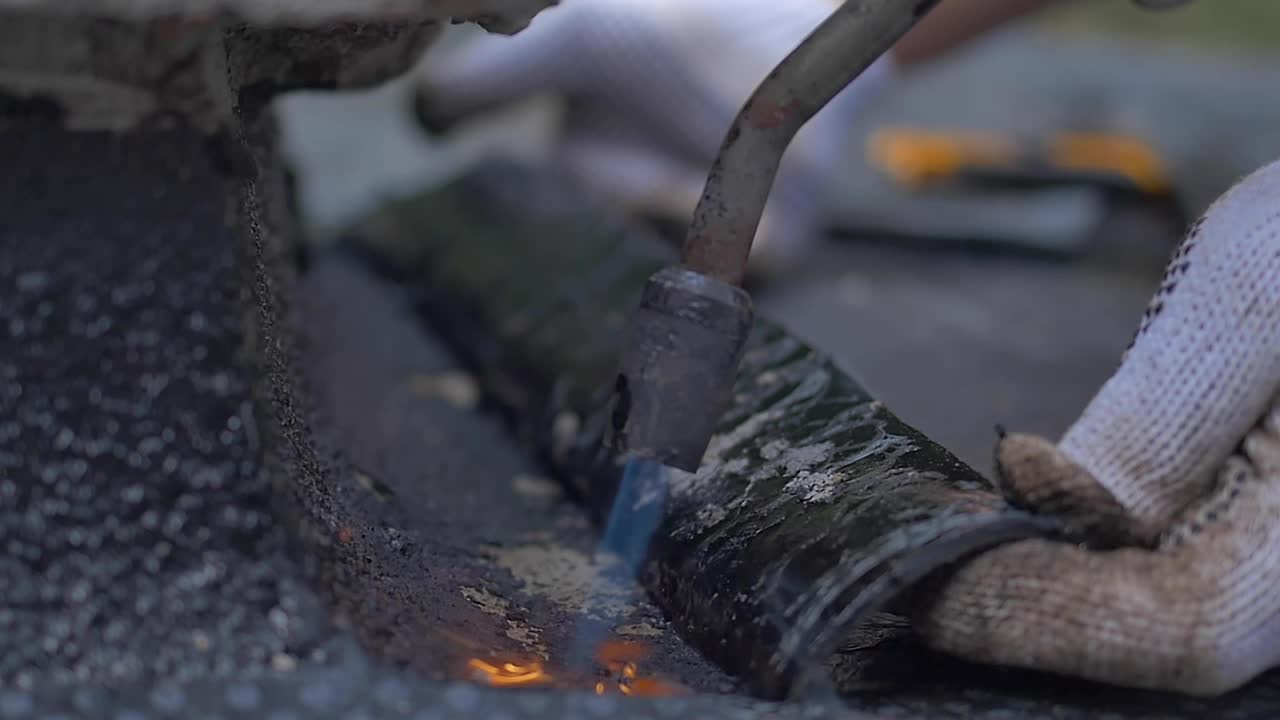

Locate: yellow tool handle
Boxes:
[866,128,1170,194]
[1048,133,1170,194]
[867,129,1018,188]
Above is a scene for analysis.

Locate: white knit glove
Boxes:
[912,157,1280,695]
[416,0,898,271]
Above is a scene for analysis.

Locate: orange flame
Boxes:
[467,658,552,687]
[463,639,687,697]
[623,677,687,697]
[595,640,653,665]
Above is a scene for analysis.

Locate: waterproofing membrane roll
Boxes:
[347,162,1063,699]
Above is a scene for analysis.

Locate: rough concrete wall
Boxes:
[0,14,439,132]
[0,0,558,130]
[0,0,557,32]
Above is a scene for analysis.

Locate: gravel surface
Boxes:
[0,119,334,688]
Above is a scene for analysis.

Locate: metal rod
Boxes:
[681,0,940,286]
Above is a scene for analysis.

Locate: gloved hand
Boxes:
[910,157,1280,696]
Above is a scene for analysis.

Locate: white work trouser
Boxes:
[422,0,896,266]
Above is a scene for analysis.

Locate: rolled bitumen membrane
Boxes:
[347,163,1063,698]
[347,160,1280,716]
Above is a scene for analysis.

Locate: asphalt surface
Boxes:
[0,117,335,688]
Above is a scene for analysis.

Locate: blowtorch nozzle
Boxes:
[605,266,754,472]
[605,0,939,473]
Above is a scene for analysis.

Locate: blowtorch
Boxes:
[604,0,943,472]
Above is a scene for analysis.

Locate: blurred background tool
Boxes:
[822,126,1179,257]
[278,7,1280,261]
[867,128,1171,196]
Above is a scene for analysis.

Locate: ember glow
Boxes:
[596,639,652,664]
[466,658,552,687]
[595,660,687,697]
[465,641,688,697]
[593,641,688,697]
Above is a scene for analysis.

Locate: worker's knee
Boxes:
[571,2,664,58]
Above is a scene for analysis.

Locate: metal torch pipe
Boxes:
[682,0,941,286]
